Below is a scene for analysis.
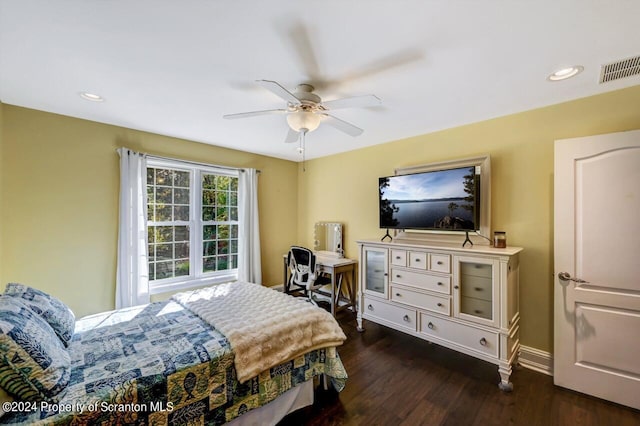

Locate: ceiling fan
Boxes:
[223,79,381,148]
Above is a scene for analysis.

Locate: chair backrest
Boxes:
[287,246,317,287]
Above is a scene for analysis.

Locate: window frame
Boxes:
[146,158,240,295]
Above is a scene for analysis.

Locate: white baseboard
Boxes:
[518,345,553,376]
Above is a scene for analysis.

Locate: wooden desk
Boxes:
[283,254,357,317]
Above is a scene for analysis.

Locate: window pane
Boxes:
[230,193,237,207]
[217,241,228,255]
[175,226,189,242]
[230,254,238,269]
[174,206,189,221]
[156,187,172,204]
[216,207,228,221]
[157,226,173,242]
[230,239,238,254]
[203,241,216,256]
[230,225,238,239]
[175,242,189,259]
[155,169,171,185]
[217,176,230,191]
[175,188,189,204]
[202,190,215,207]
[147,205,155,221]
[147,168,154,185]
[149,263,155,281]
[203,174,216,189]
[230,178,238,191]
[175,260,189,277]
[156,205,172,221]
[203,225,216,240]
[230,207,238,221]
[202,207,214,221]
[156,243,172,260]
[218,225,229,239]
[216,191,227,206]
[155,261,174,279]
[203,257,216,272]
[217,256,229,270]
[174,171,189,188]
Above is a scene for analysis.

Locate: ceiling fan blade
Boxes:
[322,94,381,110]
[256,80,301,105]
[321,113,364,137]
[223,109,287,119]
[284,127,299,144]
[285,22,330,89]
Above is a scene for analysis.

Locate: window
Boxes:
[146,159,239,293]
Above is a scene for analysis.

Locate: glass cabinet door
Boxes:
[363,246,388,298]
[454,256,498,326]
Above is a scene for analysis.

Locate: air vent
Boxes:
[599,55,640,83]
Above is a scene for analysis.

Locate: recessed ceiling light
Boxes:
[547,66,584,81]
[79,92,104,102]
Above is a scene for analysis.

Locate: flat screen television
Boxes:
[379,166,480,231]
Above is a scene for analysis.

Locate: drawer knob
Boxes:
[414,258,421,262]
[480,337,487,346]
[395,293,401,297]
[474,309,482,314]
[437,303,443,307]
[474,287,483,291]
[437,282,443,286]
[437,261,443,265]
[427,322,434,329]
[403,315,410,322]
[454,285,459,290]
[396,256,401,259]
[396,275,401,278]
[367,304,374,311]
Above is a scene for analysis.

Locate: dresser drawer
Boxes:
[391,286,450,316]
[460,262,492,278]
[390,249,407,267]
[461,275,492,301]
[390,268,451,294]
[430,254,451,273]
[419,313,498,357]
[363,297,416,331]
[408,251,427,269]
[460,296,493,320]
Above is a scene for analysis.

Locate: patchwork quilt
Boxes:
[0,299,347,425]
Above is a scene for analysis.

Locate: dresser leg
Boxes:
[498,363,513,392]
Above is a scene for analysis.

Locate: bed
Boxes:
[0,281,348,425]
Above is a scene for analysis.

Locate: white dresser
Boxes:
[357,239,522,391]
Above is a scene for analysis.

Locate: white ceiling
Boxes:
[1,1,639,162]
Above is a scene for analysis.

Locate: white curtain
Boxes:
[238,168,262,284]
[115,148,150,308]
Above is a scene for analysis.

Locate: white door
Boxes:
[554,129,640,410]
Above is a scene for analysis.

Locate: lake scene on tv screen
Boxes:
[379,167,476,230]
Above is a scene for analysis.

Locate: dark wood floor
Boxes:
[280,311,640,426]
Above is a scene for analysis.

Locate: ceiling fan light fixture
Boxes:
[286,111,321,132]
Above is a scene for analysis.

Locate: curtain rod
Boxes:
[120,148,260,173]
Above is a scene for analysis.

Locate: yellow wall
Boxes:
[296,85,640,353]
[0,106,298,317]
[2,86,639,353]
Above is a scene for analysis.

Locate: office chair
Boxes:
[287,246,330,306]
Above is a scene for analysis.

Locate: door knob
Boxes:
[558,272,588,283]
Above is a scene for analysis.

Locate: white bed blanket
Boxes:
[172,281,347,383]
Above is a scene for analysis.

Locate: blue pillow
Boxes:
[0,296,71,401]
[4,283,75,347]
